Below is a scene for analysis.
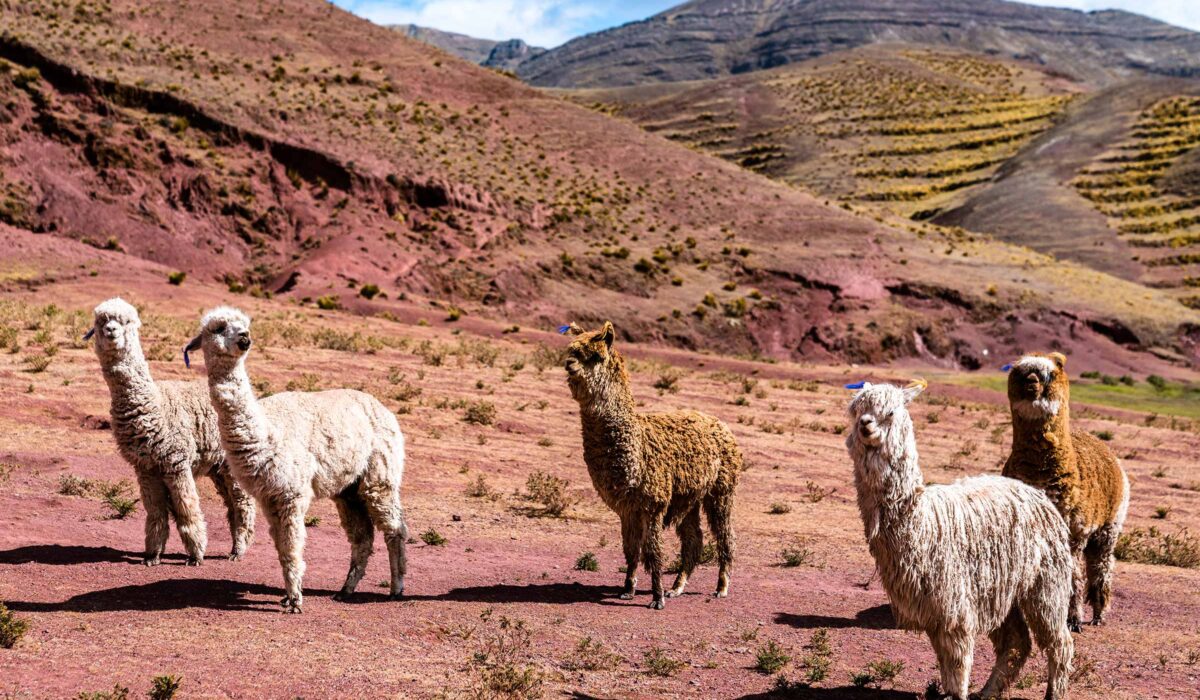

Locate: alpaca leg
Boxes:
[162,468,208,565]
[332,491,375,601]
[137,472,170,566]
[929,630,974,700]
[360,464,408,599]
[641,513,667,610]
[266,499,308,613]
[1025,601,1074,700]
[667,507,702,598]
[703,491,735,597]
[1066,540,1086,633]
[619,516,642,600]
[1084,524,1119,625]
[210,466,255,561]
[978,608,1032,699]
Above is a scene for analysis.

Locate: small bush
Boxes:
[755,640,791,674]
[1148,374,1168,391]
[446,306,463,322]
[781,540,814,568]
[420,529,446,546]
[768,501,792,515]
[101,480,139,519]
[0,602,29,648]
[522,471,575,517]
[304,515,321,527]
[58,474,95,496]
[644,647,684,677]
[574,552,599,572]
[805,481,836,503]
[149,675,182,700]
[75,685,130,700]
[1116,527,1200,568]
[359,283,381,299]
[465,474,495,499]
[653,369,682,394]
[562,636,621,671]
[851,659,904,689]
[463,400,496,426]
[167,271,186,286]
[1093,429,1114,441]
[316,295,340,310]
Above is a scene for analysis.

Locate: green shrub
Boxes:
[101,481,139,519]
[644,647,684,677]
[463,400,496,426]
[574,552,599,572]
[149,675,182,700]
[167,271,186,286]
[359,284,381,299]
[316,295,340,310]
[420,529,446,546]
[0,602,29,648]
[755,640,791,674]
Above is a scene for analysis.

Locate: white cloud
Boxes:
[1018,0,1200,32]
[340,0,607,48]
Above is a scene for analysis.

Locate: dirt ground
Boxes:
[0,267,1197,699]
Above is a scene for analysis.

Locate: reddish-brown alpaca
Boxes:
[563,322,741,609]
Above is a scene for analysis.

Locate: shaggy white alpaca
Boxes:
[88,298,255,565]
[845,381,1074,700]
[187,306,408,613]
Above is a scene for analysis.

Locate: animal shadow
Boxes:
[775,603,895,630]
[736,686,918,699]
[3,578,294,613]
[0,544,147,566]
[433,581,623,605]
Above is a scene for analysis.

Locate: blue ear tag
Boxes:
[82,328,95,341]
[183,348,191,369]
[557,324,572,335]
[1000,363,1013,372]
[844,381,866,390]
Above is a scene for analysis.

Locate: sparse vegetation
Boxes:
[0,602,29,649]
[573,552,598,572]
[520,471,575,517]
[755,640,792,674]
[643,647,684,677]
[420,528,447,546]
[850,659,905,689]
[1115,527,1200,568]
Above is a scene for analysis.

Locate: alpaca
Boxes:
[1003,353,1130,630]
[562,321,741,610]
[87,298,255,565]
[186,306,408,613]
[845,381,1074,700]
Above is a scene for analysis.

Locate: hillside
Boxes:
[576,46,1080,221]
[518,0,1200,88]
[1,0,1198,371]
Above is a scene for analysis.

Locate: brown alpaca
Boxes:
[1003,352,1130,631]
[563,322,741,609]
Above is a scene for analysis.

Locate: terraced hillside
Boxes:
[1074,96,1200,307]
[577,47,1079,221]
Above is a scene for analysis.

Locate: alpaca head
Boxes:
[844,380,925,460]
[1006,353,1069,421]
[561,321,626,404]
[88,297,142,363]
[186,306,252,370]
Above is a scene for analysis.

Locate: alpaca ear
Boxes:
[183,334,202,369]
[902,378,927,403]
[1048,352,1067,369]
[600,321,615,349]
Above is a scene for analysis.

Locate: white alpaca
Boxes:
[87,298,255,565]
[845,381,1074,700]
[186,307,408,613]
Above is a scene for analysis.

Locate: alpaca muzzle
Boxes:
[858,415,882,445]
[237,333,252,351]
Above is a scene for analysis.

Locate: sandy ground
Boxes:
[0,273,1197,700]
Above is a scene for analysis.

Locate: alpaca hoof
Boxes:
[228,552,243,562]
[618,591,636,600]
[389,592,404,601]
[332,591,352,602]
[665,589,684,599]
[649,598,665,610]
[142,557,160,567]
[1089,617,1104,626]
[280,597,302,613]
[713,589,729,599]
[1068,619,1083,634]
[185,557,202,567]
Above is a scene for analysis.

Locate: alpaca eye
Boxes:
[212,323,227,334]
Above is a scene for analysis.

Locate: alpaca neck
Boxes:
[207,358,272,476]
[851,436,924,550]
[577,369,642,486]
[1011,406,1073,461]
[100,344,161,426]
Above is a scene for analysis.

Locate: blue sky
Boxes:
[332,0,1200,48]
